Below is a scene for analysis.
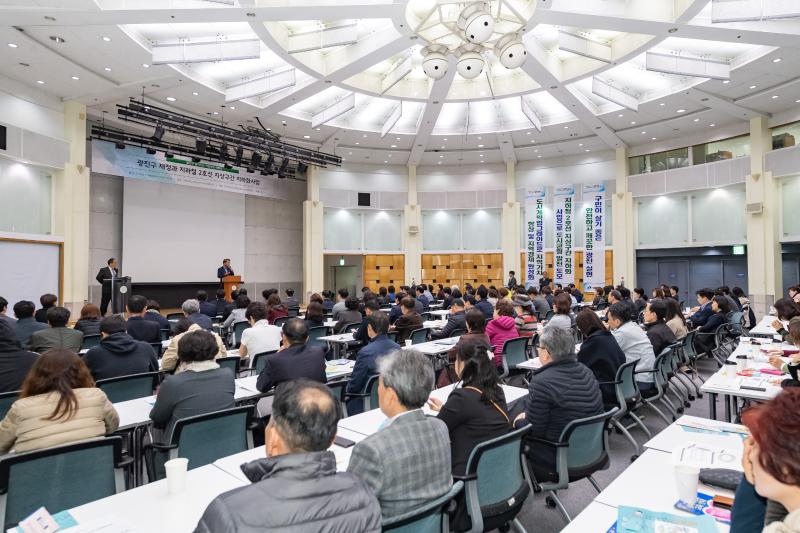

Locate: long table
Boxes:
[748,315,782,337]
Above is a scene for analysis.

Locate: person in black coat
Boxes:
[213,289,228,318]
[643,298,677,356]
[126,295,162,344]
[182,299,213,331]
[0,320,37,393]
[217,259,234,281]
[95,258,119,316]
[34,293,57,324]
[73,304,102,337]
[143,300,172,333]
[83,315,158,381]
[346,313,400,415]
[430,300,467,340]
[12,301,48,348]
[575,309,626,404]
[256,320,327,393]
[694,296,731,354]
[352,299,380,345]
[197,290,218,318]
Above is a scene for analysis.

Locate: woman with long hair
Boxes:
[575,309,625,404]
[664,298,688,339]
[773,298,800,344]
[0,349,119,453]
[74,303,101,336]
[304,301,326,329]
[266,293,288,325]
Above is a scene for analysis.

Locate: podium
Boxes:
[104,276,131,315]
[222,275,242,302]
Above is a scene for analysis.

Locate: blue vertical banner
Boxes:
[524,188,546,287]
[553,185,575,285]
[582,184,606,291]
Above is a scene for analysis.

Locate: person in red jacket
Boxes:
[485,300,518,367]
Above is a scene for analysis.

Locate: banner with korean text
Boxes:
[553,185,575,285]
[524,188,546,287]
[582,184,605,291]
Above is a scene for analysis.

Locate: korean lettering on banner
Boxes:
[553,185,575,285]
[582,184,605,291]
[524,188,546,287]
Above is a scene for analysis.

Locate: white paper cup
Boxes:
[404,339,413,347]
[741,336,751,344]
[736,355,748,373]
[165,457,189,494]
[674,464,699,505]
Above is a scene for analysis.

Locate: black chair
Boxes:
[0,391,18,420]
[382,481,464,532]
[327,380,349,418]
[287,306,301,318]
[499,337,531,383]
[273,316,290,327]
[249,350,277,376]
[217,356,241,376]
[149,342,163,359]
[231,321,250,348]
[410,327,430,345]
[96,372,159,403]
[386,331,399,343]
[159,328,171,341]
[166,312,184,322]
[450,328,466,338]
[309,326,332,349]
[345,374,380,412]
[80,334,102,351]
[600,361,651,461]
[0,436,130,530]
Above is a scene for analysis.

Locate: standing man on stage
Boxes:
[217,258,234,283]
[96,258,119,316]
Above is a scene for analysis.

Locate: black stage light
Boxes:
[264,154,275,174]
[114,142,125,150]
[251,151,262,167]
[195,136,207,154]
[165,151,174,158]
[234,145,243,166]
[152,122,165,141]
[146,147,157,155]
[277,158,289,179]
[297,162,308,174]
[192,156,201,163]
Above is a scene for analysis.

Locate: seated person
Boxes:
[303,301,326,329]
[643,298,677,356]
[512,294,538,337]
[388,291,407,324]
[73,304,101,337]
[34,293,57,324]
[266,294,289,325]
[607,302,656,393]
[161,318,227,373]
[773,298,800,344]
[83,315,159,381]
[546,292,574,331]
[0,320,38,393]
[440,309,490,387]
[182,299,213,331]
[239,302,282,359]
[575,309,625,404]
[333,296,362,334]
[430,298,466,340]
[28,306,83,353]
[694,295,731,354]
[142,300,172,332]
[353,299,380,345]
[331,289,349,321]
[665,298,689,340]
[347,350,452,519]
[322,290,335,312]
[12,300,48,348]
[415,286,430,311]
[150,330,235,441]
[283,288,300,308]
[213,289,228,318]
[197,290,217,318]
[528,287,552,321]
[473,286,494,320]
[485,300,517,368]
[0,297,13,328]
[346,312,400,415]
[391,297,422,343]
[222,294,251,342]
[125,295,162,344]
[513,327,602,482]
[0,349,119,454]
[195,380,381,532]
[688,288,716,328]
[256,319,326,393]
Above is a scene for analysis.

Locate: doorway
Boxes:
[332,266,358,298]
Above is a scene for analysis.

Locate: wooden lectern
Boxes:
[222,275,242,302]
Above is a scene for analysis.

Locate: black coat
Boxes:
[0,321,37,393]
[83,332,158,381]
[74,318,101,337]
[256,343,326,392]
[430,311,466,340]
[645,320,677,356]
[95,266,119,296]
[577,330,626,403]
[126,316,162,344]
[142,311,171,332]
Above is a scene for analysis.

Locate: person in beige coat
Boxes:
[161,318,229,373]
[0,349,119,454]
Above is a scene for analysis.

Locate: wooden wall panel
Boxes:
[422,254,462,286]
[425,253,504,288]
[363,254,405,292]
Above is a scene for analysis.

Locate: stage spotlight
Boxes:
[234,145,243,166]
[251,151,262,167]
[146,147,157,155]
[114,142,125,150]
[277,158,289,179]
[165,151,174,158]
[152,122,165,141]
[297,162,308,175]
[195,136,206,154]
[264,153,275,174]
[192,156,201,163]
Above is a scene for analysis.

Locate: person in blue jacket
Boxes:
[345,312,400,415]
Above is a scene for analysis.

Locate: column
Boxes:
[501,161,521,281]
[611,147,636,287]
[404,165,422,285]
[746,116,782,316]
[302,165,324,301]
[53,101,90,314]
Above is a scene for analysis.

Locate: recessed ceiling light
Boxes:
[722,80,730,84]
[212,111,219,115]
[229,106,235,110]
[142,63,150,68]
[584,149,590,152]
[773,58,782,63]
[641,131,646,134]
[439,155,443,158]
[391,145,397,148]
[396,137,400,140]
[355,142,359,145]
[749,85,757,89]
[795,99,800,103]
[630,121,636,125]
[479,154,484,157]
[7,43,18,48]
[478,144,484,148]
[388,154,392,158]
[709,123,715,127]
[443,138,448,141]
[102,36,112,42]
[477,136,482,140]
[166,96,176,102]
[563,126,568,129]
[36,80,45,84]
[534,149,538,153]
[71,76,79,80]
[441,146,445,149]
[303,135,310,139]
[383,161,388,164]
[526,131,531,135]
[578,143,583,147]
[659,102,665,106]
[618,114,623,118]
[362,134,367,138]
[676,109,686,113]
[104,66,111,71]
[693,118,700,122]
[192,91,199,96]
[438,161,442,164]
[537,155,542,158]
[651,137,657,140]
[771,95,779,99]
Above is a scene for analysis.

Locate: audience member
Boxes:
[161,318,227,373]
[486,299,517,367]
[13,300,48,347]
[773,298,800,344]
[388,291,407,324]
[0,320,37,393]
[331,289,349,321]
[346,312,399,415]
[507,270,518,289]
[717,286,741,312]
[333,296,362,334]
[633,288,648,315]
[392,297,422,343]
[386,285,397,304]
[542,285,554,308]
[256,319,326,393]
[322,290,335,312]
[0,297,14,328]
[643,299,677,356]
[347,350,452,519]
[73,304,101,336]
[694,296,731,354]
[423,284,434,302]
[689,288,716,327]
[304,301,326,329]
[512,294,538,337]
[284,288,299,308]
[239,302,282,359]
[431,298,466,340]
[195,290,216,318]
[732,287,755,329]
[266,293,289,324]
[592,287,606,308]
[0,349,119,454]
[440,309,490,387]
[607,302,656,392]
[670,286,681,301]
[182,299,213,330]
[528,286,551,320]
[34,293,57,324]
[353,299,380,345]
[83,315,158,381]
[195,380,381,533]
[125,295,162,343]
[665,298,689,340]
[143,300,172,332]
[441,287,454,310]
[474,286,494,320]
[575,309,625,404]
[546,292,574,330]
[487,287,499,307]
[222,290,238,321]
[28,307,83,353]
[514,327,602,482]
[415,286,430,311]
[213,289,228,317]
[222,294,251,335]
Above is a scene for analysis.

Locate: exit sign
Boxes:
[732,245,745,255]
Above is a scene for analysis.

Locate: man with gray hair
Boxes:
[347,349,452,519]
[183,298,212,331]
[513,326,602,482]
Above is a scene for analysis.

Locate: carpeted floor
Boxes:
[514,356,721,533]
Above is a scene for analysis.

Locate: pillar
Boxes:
[53,101,90,314]
[404,165,422,285]
[501,161,521,281]
[302,165,324,301]
[611,147,636,287]
[746,116,782,316]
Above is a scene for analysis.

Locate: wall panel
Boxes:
[363,254,405,292]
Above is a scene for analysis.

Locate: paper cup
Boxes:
[674,465,699,505]
[165,457,189,494]
[404,339,413,347]
[741,336,751,344]
[736,355,748,373]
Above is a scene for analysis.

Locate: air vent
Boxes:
[745,202,763,214]
[0,125,6,151]
[357,192,371,207]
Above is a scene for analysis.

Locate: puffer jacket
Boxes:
[194,451,382,533]
[0,388,119,454]
[485,315,518,365]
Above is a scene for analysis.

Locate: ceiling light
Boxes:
[49,36,65,44]
[362,134,367,138]
[477,144,484,148]
[618,114,623,118]
[212,111,219,115]
[659,102,665,106]
[229,106,235,110]
[693,118,700,122]
[530,139,535,143]
[771,95,779,99]
[391,145,397,148]
[303,135,310,139]
[722,80,730,84]
[641,131,646,134]
[7,43,18,48]
[651,137,657,140]
[795,99,800,103]
[71,76,79,80]
[458,3,495,44]
[438,161,442,165]
[444,138,448,141]
[563,126,568,129]
[749,85,757,89]
[584,149,590,152]
[537,155,542,158]
[456,45,485,79]
[709,123,715,127]
[526,131,531,135]
[676,109,686,113]
[439,155,443,158]
[773,58,782,63]
[142,63,150,68]
[192,91,199,96]
[383,161,388,164]
[578,143,583,147]
[630,121,636,125]
[421,44,449,80]
[104,67,111,71]
[102,36,112,42]
[478,136,482,140]
[36,80,45,84]
[166,96,176,102]
[355,142,359,145]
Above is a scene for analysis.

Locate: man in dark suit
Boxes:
[474,286,494,320]
[28,307,83,352]
[689,288,716,328]
[126,295,161,343]
[415,286,430,311]
[430,299,467,340]
[213,289,228,317]
[217,258,234,281]
[182,299,213,330]
[13,300,48,347]
[96,258,119,316]
[197,290,217,318]
[256,319,326,393]
[346,312,400,415]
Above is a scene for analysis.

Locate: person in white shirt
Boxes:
[240,302,282,358]
[606,301,656,393]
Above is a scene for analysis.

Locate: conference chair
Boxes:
[217,356,241,376]
[387,330,399,343]
[231,321,250,348]
[80,334,102,351]
[144,405,252,481]
[0,392,17,420]
[96,371,159,403]
[166,312,183,322]
[159,328,170,341]
[456,425,533,533]
[382,481,464,533]
[0,436,130,530]
[326,381,349,418]
[287,306,301,318]
[634,352,677,424]
[149,342,162,359]
[499,337,531,385]
[345,374,380,412]
[420,312,433,322]
[528,408,618,523]
[450,328,466,338]
[663,342,693,407]
[308,325,331,351]
[599,361,652,461]
[273,316,290,327]
[249,350,277,376]
[410,327,430,345]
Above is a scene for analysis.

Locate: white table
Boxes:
[515,357,542,371]
[430,310,450,318]
[65,464,245,532]
[115,396,156,430]
[748,315,782,337]
[559,501,618,532]
[318,333,355,343]
[324,319,336,328]
[644,416,747,455]
[408,337,460,355]
[423,319,447,329]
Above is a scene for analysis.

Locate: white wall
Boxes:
[0,75,65,139]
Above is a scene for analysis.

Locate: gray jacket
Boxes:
[347,409,452,520]
[195,451,381,533]
[611,321,656,383]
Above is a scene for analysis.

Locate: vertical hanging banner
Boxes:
[582,184,606,291]
[524,188,546,287]
[553,185,575,285]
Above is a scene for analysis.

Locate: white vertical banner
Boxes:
[553,185,575,285]
[582,184,605,291]
[524,188,546,287]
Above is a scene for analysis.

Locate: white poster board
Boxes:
[0,237,61,315]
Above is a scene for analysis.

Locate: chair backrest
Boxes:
[502,337,529,369]
[614,360,640,407]
[273,316,290,327]
[386,330,399,343]
[544,310,554,321]
[96,372,159,403]
[308,325,331,349]
[287,306,301,318]
[326,381,348,416]
[450,328,466,338]
[363,374,380,412]
[728,312,744,335]
[232,321,250,347]
[166,312,184,322]
[382,481,464,533]
[0,436,124,530]
[171,406,252,470]
[558,408,617,476]
[216,356,240,375]
[595,301,608,310]
[410,327,430,345]
[682,330,697,359]
[420,312,432,322]
[341,322,361,334]
[159,328,171,341]
[149,342,163,359]
[80,334,101,350]
[0,392,18,420]
[250,350,277,374]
